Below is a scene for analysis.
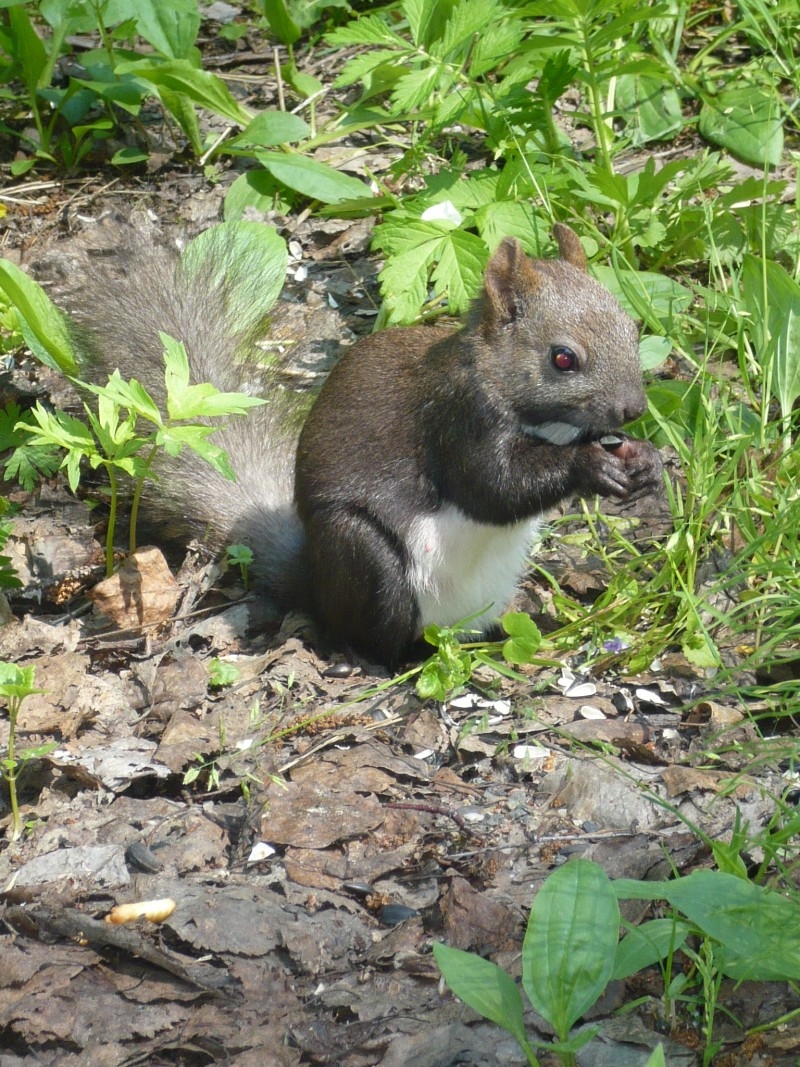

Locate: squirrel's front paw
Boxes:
[608,438,664,499]
[576,438,663,500]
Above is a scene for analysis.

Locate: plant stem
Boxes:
[129,442,159,554]
[105,463,118,576]
[6,699,21,842]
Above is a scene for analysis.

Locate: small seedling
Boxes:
[0,662,49,842]
[226,543,254,590]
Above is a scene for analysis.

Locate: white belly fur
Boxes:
[407,505,541,636]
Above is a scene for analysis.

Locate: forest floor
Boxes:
[0,15,798,1067]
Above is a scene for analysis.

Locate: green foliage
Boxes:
[416,611,546,701]
[2,222,286,577]
[226,543,254,590]
[208,657,239,688]
[0,661,49,842]
[0,497,22,591]
[434,859,800,1064]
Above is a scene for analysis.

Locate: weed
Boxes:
[0,662,49,842]
[435,859,800,1065]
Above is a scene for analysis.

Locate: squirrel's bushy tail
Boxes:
[56,221,305,602]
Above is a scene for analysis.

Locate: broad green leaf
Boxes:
[664,870,800,982]
[263,0,301,46]
[741,254,800,423]
[257,151,373,204]
[501,611,542,664]
[432,943,529,1048]
[644,1047,666,1067]
[179,222,287,337]
[615,74,683,144]
[101,0,199,58]
[612,919,690,981]
[8,5,48,93]
[223,171,291,220]
[699,87,783,167]
[117,59,253,127]
[0,260,77,374]
[232,110,309,148]
[522,859,619,1041]
[154,85,203,156]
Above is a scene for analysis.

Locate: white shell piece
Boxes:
[577,704,606,719]
[512,744,550,761]
[247,842,276,863]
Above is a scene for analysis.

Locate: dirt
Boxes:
[1,22,799,1067]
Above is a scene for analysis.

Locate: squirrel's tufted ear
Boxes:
[480,237,542,332]
[553,223,588,271]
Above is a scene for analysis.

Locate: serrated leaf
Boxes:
[257,151,373,204]
[326,14,404,48]
[430,229,488,313]
[333,49,404,90]
[390,65,441,114]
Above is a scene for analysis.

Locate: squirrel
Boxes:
[54,220,662,667]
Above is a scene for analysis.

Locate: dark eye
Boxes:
[550,345,578,372]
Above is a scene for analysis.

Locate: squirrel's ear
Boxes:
[481,237,541,330]
[552,224,588,271]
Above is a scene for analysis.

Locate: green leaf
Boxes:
[0,259,78,374]
[663,870,800,982]
[232,110,309,148]
[179,222,288,338]
[263,0,301,46]
[699,87,784,167]
[114,0,200,58]
[432,943,530,1048]
[256,151,373,204]
[741,254,800,423]
[430,228,488,314]
[223,170,292,221]
[612,919,690,981]
[501,612,542,664]
[522,860,619,1041]
[615,74,683,144]
[326,14,407,49]
[117,58,253,127]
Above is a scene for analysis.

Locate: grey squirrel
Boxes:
[60,221,662,666]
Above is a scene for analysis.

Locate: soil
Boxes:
[1,15,799,1067]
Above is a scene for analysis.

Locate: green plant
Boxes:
[434,859,800,1065]
[208,657,239,689]
[415,610,557,701]
[0,221,289,576]
[226,543,254,590]
[0,661,48,842]
[16,334,266,576]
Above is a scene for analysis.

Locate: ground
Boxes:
[1,20,799,1067]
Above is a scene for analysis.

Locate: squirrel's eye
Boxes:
[550,346,577,372]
